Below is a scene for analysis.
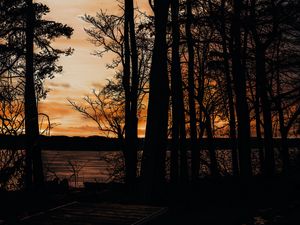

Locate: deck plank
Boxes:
[18,202,167,225]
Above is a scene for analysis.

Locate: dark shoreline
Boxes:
[1,135,300,151]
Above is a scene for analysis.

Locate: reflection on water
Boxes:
[0,147,298,190]
[42,149,260,187]
[4,147,294,188]
[42,151,124,187]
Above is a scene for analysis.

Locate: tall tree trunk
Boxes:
[170,0,179,183]
[123,0,138,185]
[219,0,239,176]
[25,0,44,188]
[275,71,289,175]
[128,0,138,185]
[141,0,170,199]
[170,0,188,184]
[123,0,133,185]
[254,90,265,174]
[255,46,275,177]
[186,0,199,182]
[196,48,205,178]
[231,0,252,178]
[249,0,275,177]
[203,111,218,177]
[279,122,289,175]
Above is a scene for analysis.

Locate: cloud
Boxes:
[39,101,102,136]
[47,82,71,89]
[50,125,100,137]
[39,101,74,118]
[90,82,104,89]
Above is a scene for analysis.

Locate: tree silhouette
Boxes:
[24,0,44,188]
[170,0,188,184]
[78,8,152,185]
[141,0,171,199]
[70,87,126,141]
[231,0,252,178]
[123,0,139,185]
[185,0,199,183]
[248,0,277,177]
[0,0,73,188]
[206,0,239,176]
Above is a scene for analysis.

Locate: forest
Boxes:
[1,0,300,224]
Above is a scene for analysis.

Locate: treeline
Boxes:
[71,0,300,197]
[143,0,300,195]
[1,135,299,151]
[0,135,120,150]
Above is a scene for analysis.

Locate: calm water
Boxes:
[1,147,297,190]
[42,150,124,187]
[41,148,298,188]
[42,149,234,187]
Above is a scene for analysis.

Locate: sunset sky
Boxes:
[38,0,149,137]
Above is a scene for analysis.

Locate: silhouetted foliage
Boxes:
[72,7,152,185]
[0,0,73,189]
[2,1,300,211]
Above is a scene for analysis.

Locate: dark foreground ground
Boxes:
[0,175,299,225]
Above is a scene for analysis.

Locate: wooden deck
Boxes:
[18,202,167,225]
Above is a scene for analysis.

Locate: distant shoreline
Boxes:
[0,135,121,151]
[1,135,300,151]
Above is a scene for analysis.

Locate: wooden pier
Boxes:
[18,202,167,225]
